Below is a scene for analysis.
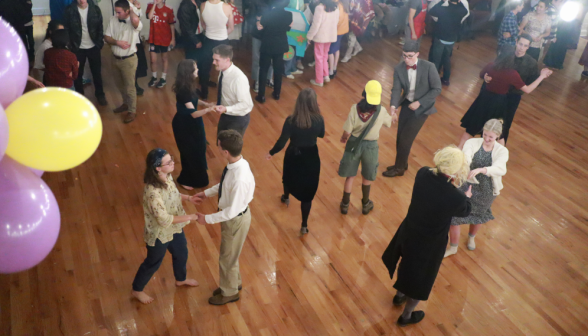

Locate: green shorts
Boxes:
[338,139,379,181]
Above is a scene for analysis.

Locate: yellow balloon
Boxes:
[5,88,102,171]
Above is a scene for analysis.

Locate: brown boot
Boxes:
[113,104,128,113]
[208,293,239,305]
[212,285,242,296]
[123,112,136,123]
[382,166,406,178]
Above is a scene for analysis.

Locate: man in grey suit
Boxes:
[383,42,442,178]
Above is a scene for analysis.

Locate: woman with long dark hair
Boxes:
[338,80,392,215]
[172,59,215,190]
[132,148,200,305]
[266,88,325,235]
[457,49,551,148]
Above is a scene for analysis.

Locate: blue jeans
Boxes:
[251,37,273,82]
[284,55,298,76]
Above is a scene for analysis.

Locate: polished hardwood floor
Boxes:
[2,16,588,335]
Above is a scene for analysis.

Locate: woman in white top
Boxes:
[33,20,65,82]
[306,0,339,87]
[199,0,234,100]
[445,119,509,257]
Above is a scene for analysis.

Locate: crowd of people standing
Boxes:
[1,0,587,328]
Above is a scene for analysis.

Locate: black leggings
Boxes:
[283,184,312,227]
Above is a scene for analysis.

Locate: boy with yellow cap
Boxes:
[338,80,393,215]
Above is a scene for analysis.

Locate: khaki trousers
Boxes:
[112,54,138,113]
[219,208,251,296]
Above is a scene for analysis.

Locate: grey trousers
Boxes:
[404,25,423,50]
[395,101,428,168]
[251,37,273,82]
[218,113,251,138]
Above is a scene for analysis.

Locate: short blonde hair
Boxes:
[430,145,470,186]
[483,119,503,137]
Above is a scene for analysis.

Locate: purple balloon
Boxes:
[30,168,44,177]
[0,156,61,274]
[0,104,7,161]
[0,18,29,109]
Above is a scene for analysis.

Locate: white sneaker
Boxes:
[324,76,330,83]
[399,38,405,45]
[285,74,295,79]
[291,70,303,75]
[341,55,351,63]
[444,246,458,258]
[310,79,323,87]
[351,46,363,57]
[309,61,315,67]
[467,236,476,250]
[296,63,305,70]
[253,81,259,93]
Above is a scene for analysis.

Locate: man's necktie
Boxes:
[216,72,224,106]
[218,166,228,203]
[406,64,417,70]
[119,19,126,23]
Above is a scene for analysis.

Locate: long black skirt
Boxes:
[172,113,209,188]
[460,90,508,136]
[283,145,320,202]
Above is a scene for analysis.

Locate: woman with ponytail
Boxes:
[445,119,509,257]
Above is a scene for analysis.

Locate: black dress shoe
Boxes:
[272,92,280,100]
[386,164,408,171]
[397,311,425,327]
[393,294,407,306]
[383,167,406,178]
[96,96,108,106]
[255,95,265,103]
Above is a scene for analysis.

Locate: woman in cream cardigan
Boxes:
[445,119,509,257]
[306,0,340,87]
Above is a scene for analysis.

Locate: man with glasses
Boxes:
[383,42,442,178]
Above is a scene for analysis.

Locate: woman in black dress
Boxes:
[457,49,551,149]
[172,59,215,190]
[382,146,472,326]
[266,88,325,235]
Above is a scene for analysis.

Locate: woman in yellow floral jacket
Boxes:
[131,148,200,304]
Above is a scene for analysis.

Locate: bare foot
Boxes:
[176,279,199,287]
[180,185,194,190]
[132,291,154,304]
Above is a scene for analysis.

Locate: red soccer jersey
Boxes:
[146,4,176,46]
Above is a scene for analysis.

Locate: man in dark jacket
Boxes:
[428,0,468,86]
[63,0,107,106]
[383,42,442,178]
[0,0,35,64]
[178,0,203,62]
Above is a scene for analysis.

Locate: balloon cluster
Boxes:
[0,18,103,274]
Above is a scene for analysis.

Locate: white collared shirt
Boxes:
[104,16,143,57]
[219,63,254,116]
[407,59,418,102]
[204,157,256,224]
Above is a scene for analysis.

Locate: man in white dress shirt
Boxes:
[194,130,256,305]
[104,0,143,123]
[211,45,254,138]
[383,42,442,178]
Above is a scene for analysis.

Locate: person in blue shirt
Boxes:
[50,0,74,21]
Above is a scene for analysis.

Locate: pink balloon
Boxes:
[0,156,61,274]
[0,104,7,161]
[0,18,29,109]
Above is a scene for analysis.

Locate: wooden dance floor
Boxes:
[2,21,588,335]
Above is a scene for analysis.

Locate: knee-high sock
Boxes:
[361,185,371,204]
